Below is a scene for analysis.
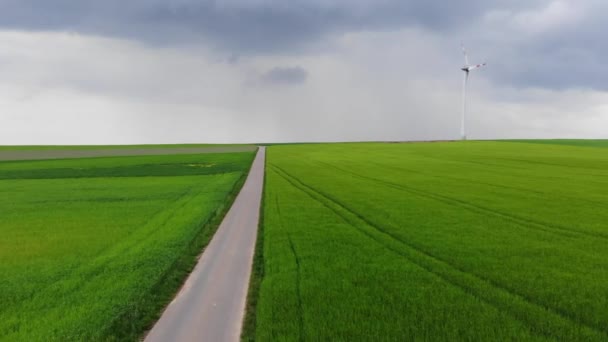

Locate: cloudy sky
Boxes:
[1,0,607,144]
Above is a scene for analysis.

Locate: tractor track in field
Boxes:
[364,161,548,195]
[316,160,608,241]
[418,154,608,186]
[0,187,200,321]
[274,193,306,342]
[369,159,608,207]
[269,164,608,340]
[494,156,608,174]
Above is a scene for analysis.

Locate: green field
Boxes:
[246,141,608,341]
[0,144,249,151]
[501,139,608,148]
[0,151,255,341]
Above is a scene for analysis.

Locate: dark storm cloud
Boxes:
[0,0,538,51]
[1,0,606,91]
[260,66,308,86]
[472,16,607,90]
[492,45,608,91]
[486,7,608,91]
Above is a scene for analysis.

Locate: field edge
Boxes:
[98,149,258,341]
[240,150,267,342]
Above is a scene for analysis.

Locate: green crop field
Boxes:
[0,144,249,151]
[500,139,608,148]
[245,141,608,341]
[0,151,255,341]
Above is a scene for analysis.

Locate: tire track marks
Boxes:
[273,192,306,342]
[0,186,202,321]
[365,161,547,196]
[318,160,608,241]
[270,163,607,341]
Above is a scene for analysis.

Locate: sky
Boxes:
[1,0,607,144]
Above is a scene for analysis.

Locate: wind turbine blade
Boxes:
[461,43,469,66]
[468,63,486,71]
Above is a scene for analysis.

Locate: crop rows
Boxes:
[248,142,608,341]
[0,151,255,341]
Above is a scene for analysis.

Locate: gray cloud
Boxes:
[469,1,608,90]
[260,66,308,86]
[1,28,607,145]
[3,0,606,92]
[0,1,540,50]
[1,1,608,145]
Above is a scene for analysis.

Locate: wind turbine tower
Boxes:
[460,44,486,140]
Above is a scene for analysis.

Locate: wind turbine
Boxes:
[460,44,486,140]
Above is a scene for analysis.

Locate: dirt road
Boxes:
[145,146,265,342]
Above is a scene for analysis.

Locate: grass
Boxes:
[246,141,608,341]
[0,144,250,151]
[500,139,608,148]
[241,154,267,342]
[0,152,253,179]
[0,150,255,341]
